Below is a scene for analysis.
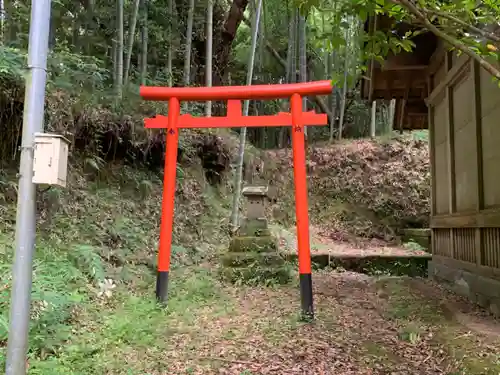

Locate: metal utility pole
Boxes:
[205,0,213,116]
[5,1,52,374]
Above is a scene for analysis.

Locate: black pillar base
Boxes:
[299,273,314,321]
[156,271,169,303]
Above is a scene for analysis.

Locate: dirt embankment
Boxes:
[265,136,430,244]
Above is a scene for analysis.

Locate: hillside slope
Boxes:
[0,146,237,371]
[266,135,430,244]
[3,120,499,375]
[2,164,500,375]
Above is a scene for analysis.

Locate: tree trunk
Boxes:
[329,52,337,142]
[3,0,17,44]
[72,1,82,51]
[337,23,350,140]
[139,0,148,85]
[298,13,307,140]
[183,0,195,86]
[182,0,195,111]
[84,0,95,55]
[0,0,4,44]
[214,0,250,87]
[389,98,396,131]
[236,6,332,120]
[123,0,141,86]
[115,0,124,99]
[370,100,376,137]
[322,12,328,77]
[230,0,263,231]
[112,36,117,84]
[167,0,174,87]
[286,8,296,85]
[279,6,296,148]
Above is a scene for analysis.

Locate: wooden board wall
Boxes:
[428,49,500,274]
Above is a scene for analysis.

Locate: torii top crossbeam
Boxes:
[140,80,333,101]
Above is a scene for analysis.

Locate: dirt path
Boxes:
[156,269,500,375]
[25,262,500,375]
[272,225,430,258]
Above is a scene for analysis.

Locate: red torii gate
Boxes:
[140,80,332,318]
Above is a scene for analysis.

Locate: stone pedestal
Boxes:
[221,186,291,285]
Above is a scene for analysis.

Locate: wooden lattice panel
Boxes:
[482,228,500,268]
[432,229,451,257]
[453,228,476,263]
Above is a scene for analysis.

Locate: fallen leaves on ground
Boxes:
[275,225,430,257]
[266,136,430,242]
[158,271,500,375]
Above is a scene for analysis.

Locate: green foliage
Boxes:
[0,47,26,85]
[361,258,428,277]
[403,241,425,252]
[0,46,109,93]
[0,235,88,360]
[0,159,234,372]
[411,130,429,142]
[221,259,295,287]
[47,49,109,94]
[303,0,500,79]
[68,245,106,283]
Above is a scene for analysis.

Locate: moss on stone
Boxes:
[238,218,270,237]
[228,235,277,253]
[222,232,292,285]
[401,228,431,250]
[221,251,286,267]
[219,264,292,285]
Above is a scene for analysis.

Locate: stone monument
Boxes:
[221,185,291,284]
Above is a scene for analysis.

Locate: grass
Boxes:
[376,278,500,374]
[0,162,233,374]
[1,162,500,374]
[22,267,232,375]
[0,225,235,374]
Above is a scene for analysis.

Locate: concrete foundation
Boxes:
[428,260,500,317]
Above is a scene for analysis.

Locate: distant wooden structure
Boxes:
[362,15,500,315]
[361,15,438,131]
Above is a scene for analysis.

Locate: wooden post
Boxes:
[389,98,396,131]
[427,77,437,217]
[398,92,408,133]
[444,51,456,259]
[472,60,484,266]
[427,73,437,256]
[445,52,456,214]
[370,100,377,137]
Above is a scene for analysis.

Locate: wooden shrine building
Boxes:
[362,15,500,315]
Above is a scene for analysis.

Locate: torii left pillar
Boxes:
[155,97,180,301]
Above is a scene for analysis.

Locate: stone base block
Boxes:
[239,218,270,237]
[228,235,277,253]
[221,251,285,267]
[429,260,500,317]
[222,233,291,285]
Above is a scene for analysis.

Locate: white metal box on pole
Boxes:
[32,133,70,187]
